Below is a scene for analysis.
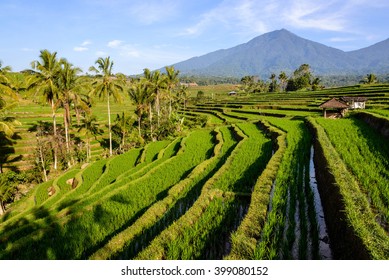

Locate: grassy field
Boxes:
[1,83,389,259]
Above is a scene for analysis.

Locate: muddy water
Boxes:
[309,146,333,260]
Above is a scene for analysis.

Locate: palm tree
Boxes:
[165,66,180,118]
[128,81,150,139]
[112,112,134,153]
[0,173,15,215]
[77,114,101,162]
[278,71,288,92]
[89,57,124,156]
[143,69,166,128]
[269,73,277,92]
[0,61,15,98]
[361,73,377,84]
[177,84,188,110]
[0,82,18,138]
[57,59,82,157]
[311,77,321,91]
[0,62,20,163]
[30,50,61,169]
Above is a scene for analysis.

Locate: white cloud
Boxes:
[106,39,141,57]
[179,0,275,37]
[128,0,179,25]
[21,47,34,52]
[95,51,108,56]
[329,37,356,42]
[113,45,191,74]
[74,40,92,52]
[120,49,140,58]
[81,40,92,46]
[74,46,88,52]
[108,40,123,48]
[119,44,141,58]
[282,0,346,31]
[179,0,369,38]
[86,0,179,25]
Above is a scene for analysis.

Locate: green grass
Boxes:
[0,129,215,259]
[316,117,389,225]
[308,117,389,259]
[2,83,389,260]
[137,123,273,259]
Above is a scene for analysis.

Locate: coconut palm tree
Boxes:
[177,84,188,110]
[0,173,15,215]
[57,59,82,157]
[361,73,377,84]
[128,81,150,139]
[30,50,61,169]
[112,112,134,153]
[0,61,15,98]
[0,63,20,175]
[269,73,278,92]
[89,57,125,156]
[143,69,167,128]
[77,114,101,162]
[165,66,180,118]
[278,71,288,92]
[0,62,20,164]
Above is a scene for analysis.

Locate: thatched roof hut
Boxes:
[319,98,348,118]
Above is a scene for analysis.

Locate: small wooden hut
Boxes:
[319,98,349,118]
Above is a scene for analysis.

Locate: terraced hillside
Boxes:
[1,84,389,259]
[1,97,135,172]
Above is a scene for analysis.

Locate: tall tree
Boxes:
[177,84,188,110]
[165,66,180,118]
[128,81,150,139]
[278,71,288,92]
[77,114,101,162]
[269,73,278,92]
[360,73,377,84]
[89,57,124,156]
[30,50,61,169]
[143,69,166,128]
[0,173,15,215]
[0,61,20,138]
[286,64,312,91]
[112,112,134,153]
[0,61,15,98]
[311,77,321,91]
[57,59,82,159]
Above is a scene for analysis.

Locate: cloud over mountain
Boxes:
[169,29,389,77]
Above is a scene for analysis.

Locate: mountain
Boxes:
[168,29,389,78]
[348,38,389,71]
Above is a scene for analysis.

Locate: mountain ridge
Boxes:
[167,29,389,78]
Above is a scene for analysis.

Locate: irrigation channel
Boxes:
[275,144,332,260]
[309,146,332,260]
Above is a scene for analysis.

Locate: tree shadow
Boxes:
[98,137,119,151]
[0,203,97,259]
[0,132,22,173]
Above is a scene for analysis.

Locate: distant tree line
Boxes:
[179,67,389,88]
[239,64,323,94]
[319,73,388,87]
[179,75,240,85]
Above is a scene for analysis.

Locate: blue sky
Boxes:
[1,0,389,75]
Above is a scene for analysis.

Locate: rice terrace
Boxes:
[1,49,389,261]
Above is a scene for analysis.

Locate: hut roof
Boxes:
[319,98,349,109]
[340,96,368,102]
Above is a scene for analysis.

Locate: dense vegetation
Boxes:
[1,53,389,259]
